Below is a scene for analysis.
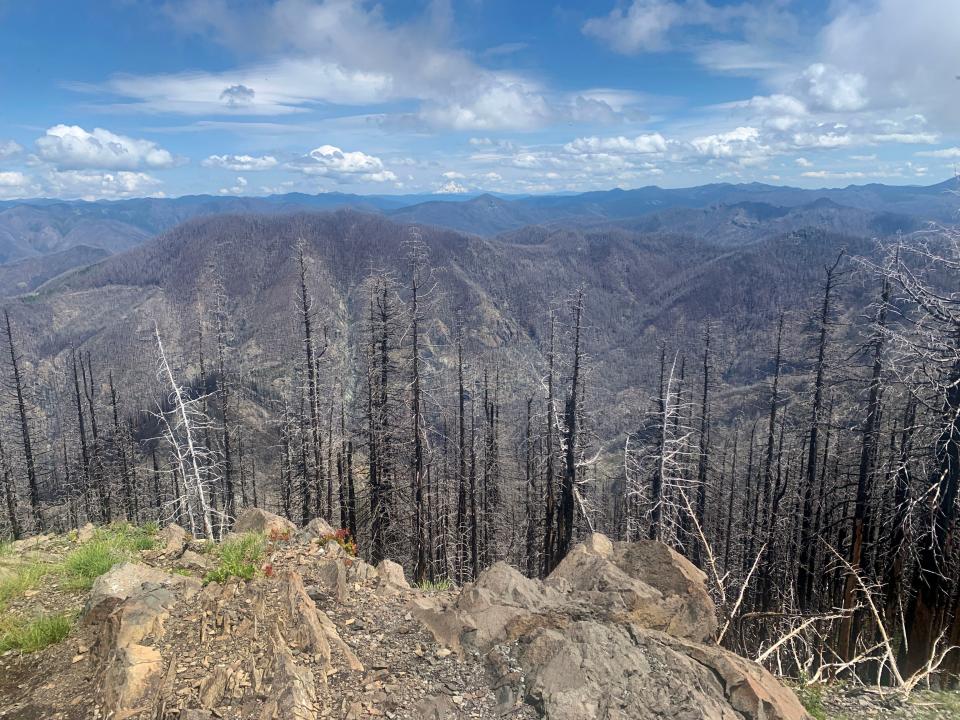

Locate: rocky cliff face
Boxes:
[0,512,808,720]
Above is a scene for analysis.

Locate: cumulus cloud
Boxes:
[202,154,279,171]
[35,125,175,170]
[564,133,668,155]
[794,64,867,113]
[291,145,396,183]
[691,126,771,165]
[818,0,960,128]
[435,180,468,194]
[92,0,567,131]
[0,171,39,199]
[44,170,163,199]
[0,141,22,159]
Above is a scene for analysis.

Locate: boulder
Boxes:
[232,508,296,538]
[157,523,190,556]
[376,559,410,594]
[83,562,197,624]
[177,549,215,573]
[413,534,809,720]
[351,558,379,583]
[313,557,348,603]
[297,516,336,542]
[546,534,716,642]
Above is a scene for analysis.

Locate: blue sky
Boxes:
[0,0,957,199]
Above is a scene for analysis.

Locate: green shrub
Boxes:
[0,539,12,556]
[0,613,73,653]
[204,533,265,584]
[793,685,828,720]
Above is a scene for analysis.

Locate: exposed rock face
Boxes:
[414,534,809,720]
[233,507,297,537]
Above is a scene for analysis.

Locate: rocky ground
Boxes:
[0,511,958,720]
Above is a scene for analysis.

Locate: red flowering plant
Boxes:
[319,528,357,556]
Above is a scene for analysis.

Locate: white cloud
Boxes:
[801,170,866,180]
[93,0,564,131]
[291,145,396,183]
[582,0,683,54]
[0,141,22,159]
[916,147,960,159]
[0,171,39,199]
[442,171,465,179]
[795,157,813,168]
[44,170,163,199]
[435,180,468,194]
[102,58,392,116]
[818,0,960,129]
[202,154,279,171]
[564,133,668,155]
[794,63,867,113]
[35,125,175,170]
[219,176,248,195]
[691,126,770,165]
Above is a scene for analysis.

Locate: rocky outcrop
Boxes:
[414,534,809,720]
[232,507,297,537]
[90,564,202,719]
[83,561,198,624]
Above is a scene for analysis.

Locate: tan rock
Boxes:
[376,559,410,594]
[157,523,190,556]
[233,508,296,538]
[100,643,165,715]
[261,629,317,720]
[77,522,96,543]
[547,536,717,642]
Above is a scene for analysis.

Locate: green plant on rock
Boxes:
[204,533,265,584]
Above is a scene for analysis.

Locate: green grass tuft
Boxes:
[0,612,73,653]
[416,578,455,592]
[0,539,13,557]
[0,562,51,608]
[204,533,265,584]
[59,522,159,590]
[61,540,129,590]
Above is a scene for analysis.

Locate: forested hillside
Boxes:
[0,202,958,692]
